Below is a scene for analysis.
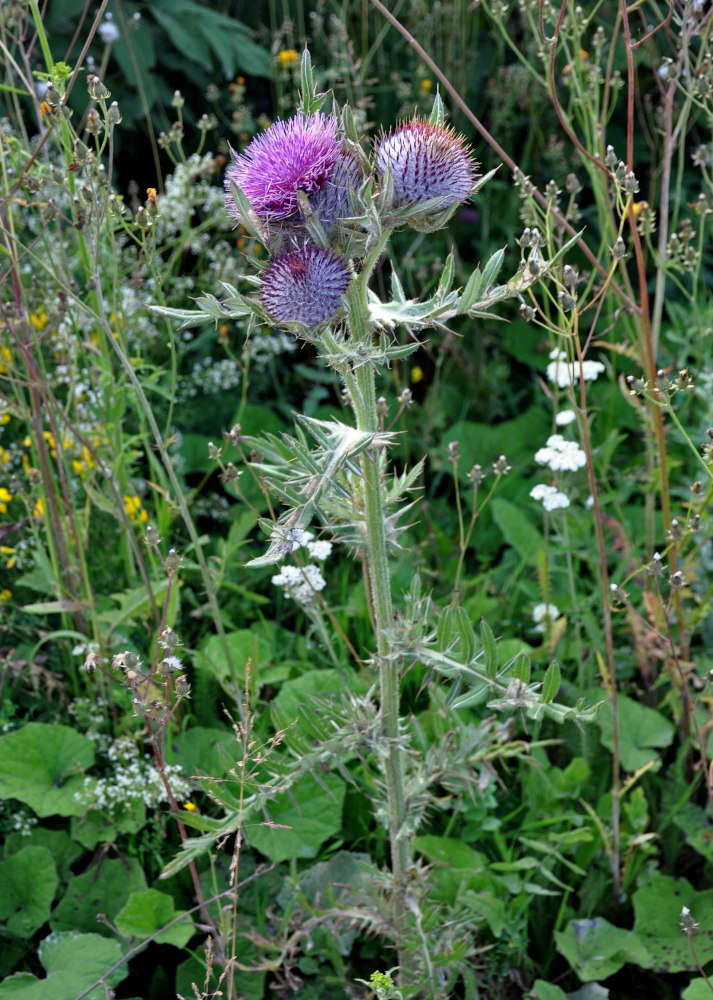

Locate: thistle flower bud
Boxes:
[260,245,350,328]
[375,119,475,228]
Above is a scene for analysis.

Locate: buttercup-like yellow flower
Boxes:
[0,487,11,513]
[125,495,149,524]
[277,48,298,66]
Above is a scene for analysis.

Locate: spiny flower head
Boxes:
[309,148,364,230]
[225,113,341,223]
[260,245,350,328]
[375,120,475,211]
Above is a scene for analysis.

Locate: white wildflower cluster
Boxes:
[271,530,333,605]
[74,737,191,814]
[555,409,577,426]
[547,348,605,388]
[67,694,109,744]
[154,154,228,245]
[8,808,38,836]
[530,483,570,511]
[532,603,561,633]
[534,434,587,471]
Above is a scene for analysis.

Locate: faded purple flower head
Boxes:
[261,245,350,327]
[225,113,341,223]
[309,149,364,229]
[375,120,475,208]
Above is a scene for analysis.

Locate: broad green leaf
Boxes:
[597,694,675,772]
[683,980,713,1000]
[169,726,237,779]
[633,871,713,971]
[70,797,146,850]
[555,916,649,981]
[50,857,147,936]
[197,629,271,696]
[248,772,346,863]
[3,828,81,881]
[0,933,126,1000]
[529,980,569,1000]
[271,668,369,726]
[0,724,94,817]
[491,497,544,566]
[0,846,57,938]
[115,889,193,948]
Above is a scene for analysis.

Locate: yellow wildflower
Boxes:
[277,49,298,66]
[0,589,11,602]
[183,801,197,812]
[420,79,432,92]
[411,366,424,384]
[0,447,10,466]
[0,412,10,424]
[33,496,44,519]
[125,495,148,524]
[1,546,16,569]
[0,487,11,513]
[0,345,10,373]
[30,310,47,330]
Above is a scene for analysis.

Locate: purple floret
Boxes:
[225,113,342,223]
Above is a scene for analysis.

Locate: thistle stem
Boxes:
[345,250,410,888]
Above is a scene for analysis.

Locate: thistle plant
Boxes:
[156,51,597,992]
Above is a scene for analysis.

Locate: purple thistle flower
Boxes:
[375,120,475,208]
[225,113,342,223]
[260,245,350,327]
[309,149,364,230]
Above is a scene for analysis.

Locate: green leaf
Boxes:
[555,917,649,981]
[70,797,146,849]
[115,889,193,948]
[248,772,346,863]
[529,981,569,1000]
[271,668,369,726]
[480,247,505,290]
[0,933,126,1000]
[197,629,271,698]
[0,846,57,938]
[633,871,713,972]
[541,661,561,704]
[480,618,498,677]
[169,726,237,779]
[50,857,147,936]
[0,724,94,817]
[683,980,713,1000]
[491,497,545,566]
[597,694,675,771]
[3,828,81,882]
